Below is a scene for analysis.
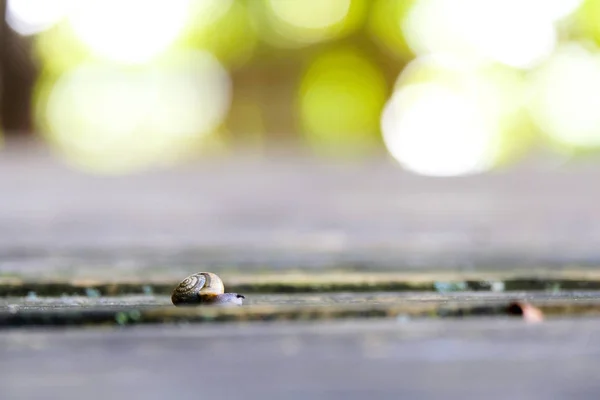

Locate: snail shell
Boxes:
[171,272,244,306]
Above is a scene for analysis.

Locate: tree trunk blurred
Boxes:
[0,1,36,135]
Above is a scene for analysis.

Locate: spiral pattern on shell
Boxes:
[171,272,225,305]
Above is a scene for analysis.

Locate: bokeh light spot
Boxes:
[299,48,388,156]
[402,0,574,69]
[68,0,190,64]
[396,54,527,123]
[382,83,501,176]
[6,0,71,36]
[257,0,365,47]
[529,43,600,149]
[39,51,231,173]
[385,55,533,174]
[267,0,351,30]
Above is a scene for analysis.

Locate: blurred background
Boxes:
[2,4,600,397]
[3,0,600,277]
[2,0,600,176]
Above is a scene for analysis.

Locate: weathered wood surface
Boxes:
[0,292,599,328]
[2,318,600,399]
[3,140,600,398]
[3,270,600,297]
[5,291,600,310]
[2,139,600,278]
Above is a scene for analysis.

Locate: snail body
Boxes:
[171,272,245,306]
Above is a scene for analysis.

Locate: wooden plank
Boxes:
[1,319,599,399]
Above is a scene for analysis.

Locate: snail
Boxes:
[171,272,245,306]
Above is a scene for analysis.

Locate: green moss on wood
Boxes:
[3,271,600,297]
[2,299,600,328]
